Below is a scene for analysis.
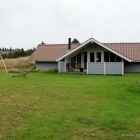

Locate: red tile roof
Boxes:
[28,44,79,61]
[103,43,140,62]
[28,42,140,62]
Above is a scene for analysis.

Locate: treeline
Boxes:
[0,47,13,51]
[0,48,36,59]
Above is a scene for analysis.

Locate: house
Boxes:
[28,38,140,75]
[1,50,14,55]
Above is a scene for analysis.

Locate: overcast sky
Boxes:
[0,0,140,50]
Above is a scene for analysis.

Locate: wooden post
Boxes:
[87,62,88,74]
[0,51,8,73]
[104,62,105,75]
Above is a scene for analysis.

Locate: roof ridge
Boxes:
[39,43,81,46]
[103,42,140,44]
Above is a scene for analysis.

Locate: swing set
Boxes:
[0,51,8,73]
[0,51,36,77]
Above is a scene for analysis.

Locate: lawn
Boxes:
[0,70,140,140]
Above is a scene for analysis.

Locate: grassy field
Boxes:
[0,69,140,140]
[0,57,35,73]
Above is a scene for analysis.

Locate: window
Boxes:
[104,51,109,62]
[104,51,122,62]
[110,52,115,62]
[90,53,94,62]
[77,53,81,69]
[71,56,76,68]
[116,55,122,62]
[84,52,87,69]
[96,52,101,62]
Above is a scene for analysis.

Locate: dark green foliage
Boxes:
[71,38,80,43]
[0,47,36,58]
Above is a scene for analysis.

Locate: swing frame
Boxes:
[0,51,8,73]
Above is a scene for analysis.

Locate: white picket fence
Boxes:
[87,62,124,75]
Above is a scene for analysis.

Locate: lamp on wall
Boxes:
[91,41,93,44]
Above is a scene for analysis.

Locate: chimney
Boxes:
[68,38,71,50]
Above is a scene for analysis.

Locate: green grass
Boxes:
[0,70,140,140]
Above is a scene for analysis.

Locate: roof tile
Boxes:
[28,44,79,61]
[103,43,140,61]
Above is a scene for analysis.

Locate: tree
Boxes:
[0,47,36,59]
[71,38,80,43]
[20,48,25,56]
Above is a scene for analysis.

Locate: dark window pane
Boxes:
[96,52,101,62]
[104,51,109,62]
[77,53,81,69]
[71,56,76,68]
[110,52,115,62]
[84,52,87,69]
[90,53,94,62]
[116,55,122,62]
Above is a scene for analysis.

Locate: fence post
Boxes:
[104,62,105,75]
[58,61,60,73]
[122,62,124,76]
[87,62,88,74]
